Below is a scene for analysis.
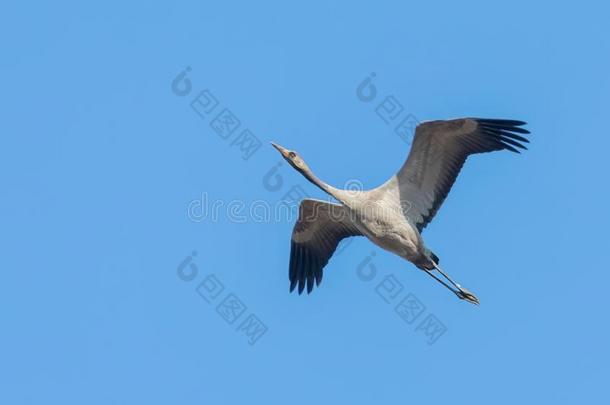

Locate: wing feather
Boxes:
[289,199,361,294]
[393,118,530,232]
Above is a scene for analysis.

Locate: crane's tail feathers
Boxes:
[423,248,440,269]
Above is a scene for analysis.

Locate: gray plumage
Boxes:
[272,118,530,304]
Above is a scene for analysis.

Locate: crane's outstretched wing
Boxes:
[289,199,361,294]
[395,118,530,232]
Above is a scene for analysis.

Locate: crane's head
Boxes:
[270,142,309,173]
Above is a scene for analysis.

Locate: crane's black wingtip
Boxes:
[474,118,527,127]
[289,277,319,295]
[288,283,311,294]
[315,272,322,286]
[475,118,531,154]
[289,278,321,295]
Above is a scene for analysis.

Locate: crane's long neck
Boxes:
[299,165,347,204]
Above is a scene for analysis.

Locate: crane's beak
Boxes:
[270,142,289,158]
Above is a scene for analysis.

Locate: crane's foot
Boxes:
[420,262,480,306]
[455,286,479,305]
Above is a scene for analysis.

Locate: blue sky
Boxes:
[2,1,609,404]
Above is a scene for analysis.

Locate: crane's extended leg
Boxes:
[421,268,462,296]
[426,261,480,305]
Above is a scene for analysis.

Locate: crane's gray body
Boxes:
[332,181,427,268]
